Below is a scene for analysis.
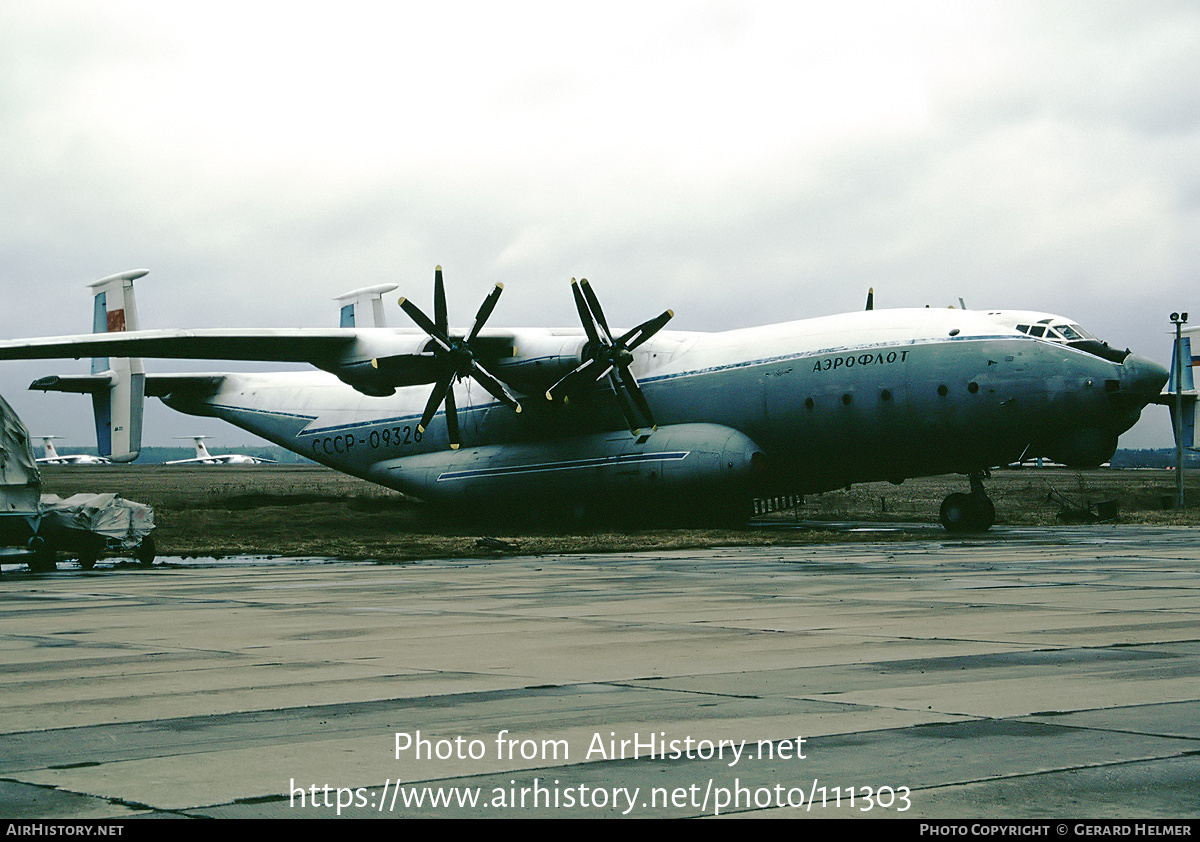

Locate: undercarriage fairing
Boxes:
[368,422,762,516]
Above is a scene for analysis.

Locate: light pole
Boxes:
[1171,312,1188,510]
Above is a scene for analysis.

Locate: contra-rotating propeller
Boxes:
[392,266,521,449]
[545,278,673,434]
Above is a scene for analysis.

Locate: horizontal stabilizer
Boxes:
[30,374,111,394]
[33,373,225,399]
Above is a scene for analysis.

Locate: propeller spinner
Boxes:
[394,266,520,449]
[546,278,672,434]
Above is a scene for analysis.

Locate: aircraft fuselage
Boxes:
[159,307,1165,512]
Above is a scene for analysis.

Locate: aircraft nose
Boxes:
[1118,352,1169,404]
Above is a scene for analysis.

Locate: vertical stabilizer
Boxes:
[335,284,398,328]
[87,269,148,462]
[1167,334,1198,450]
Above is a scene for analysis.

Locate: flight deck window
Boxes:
[1028,325,1046,337]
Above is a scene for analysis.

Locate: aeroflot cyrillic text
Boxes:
[812,349,909,373]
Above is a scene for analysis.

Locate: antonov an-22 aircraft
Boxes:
[0,268,1170,531]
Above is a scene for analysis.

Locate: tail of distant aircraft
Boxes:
[40,436,60,460]
[1166,332,1198,450]
[179,436,213,459]
[87,270,147,462]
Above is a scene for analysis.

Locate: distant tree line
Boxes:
[1109,448,1200,469]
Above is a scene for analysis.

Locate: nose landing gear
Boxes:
[939,471,996,533]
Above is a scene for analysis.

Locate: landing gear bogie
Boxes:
[939,472,996,533]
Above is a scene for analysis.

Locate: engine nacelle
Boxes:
[488,333,588,396]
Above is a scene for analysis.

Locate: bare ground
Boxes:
[37,463,1200,562]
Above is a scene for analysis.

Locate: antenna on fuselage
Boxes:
[865,288,874,311]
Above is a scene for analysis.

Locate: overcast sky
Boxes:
[1,0,1197,451]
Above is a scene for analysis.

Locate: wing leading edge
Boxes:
[0,328,520,396]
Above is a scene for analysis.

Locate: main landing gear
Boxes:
[939,471,996,533]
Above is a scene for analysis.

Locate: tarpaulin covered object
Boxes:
[40,493,154,550]
[0,392,42,547]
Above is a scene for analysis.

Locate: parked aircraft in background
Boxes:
[0,267,1171,531]
[165,436,274,465]
[35,436,110,465]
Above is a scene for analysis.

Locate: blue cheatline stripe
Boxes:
[207,334,1033,438]
[637,334,1038,386]
[433,451,690,482]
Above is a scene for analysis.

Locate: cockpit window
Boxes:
[1004,315,1126,362]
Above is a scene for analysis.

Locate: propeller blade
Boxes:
[434,266,448,335]
[546,357,596,401]
[557,277,671,434]
[608,371,640,435]
[399,298,451,351]
[395,266,522,435]
[467,283,503,344]
[444,382,460,449]
[418,370,454,433]
[618,309,673,351]
[571,279,601,346]
[865,288,874,311]
[579,279,613,342]
[469,361,521,412]
[617,365,657,430]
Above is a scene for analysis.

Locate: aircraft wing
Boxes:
[0,325,576,402]
[0,328,486,395]
[0,328,365,363]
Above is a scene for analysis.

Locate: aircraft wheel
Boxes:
[939,493,995,533]
[939,493,973,533]
[136,536,156,566]
[971,496,996,531]
[27,536,57,573]
[76,535,106,570]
